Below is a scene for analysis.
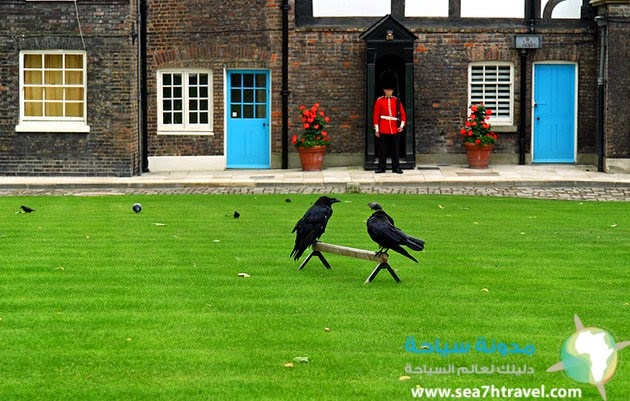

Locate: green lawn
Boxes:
[0,194,628,400]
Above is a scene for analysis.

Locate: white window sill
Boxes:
[16,122,91,133]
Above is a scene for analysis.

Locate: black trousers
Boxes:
[377,133,400,170]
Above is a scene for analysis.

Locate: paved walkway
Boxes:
[1,164,630,201]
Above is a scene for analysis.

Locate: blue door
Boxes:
[533,64,576,163]
[226,70,270,168]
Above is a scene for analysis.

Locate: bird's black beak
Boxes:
[332,198,341,204]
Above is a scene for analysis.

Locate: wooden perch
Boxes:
[312,242,388,263]
[298,241,400,284]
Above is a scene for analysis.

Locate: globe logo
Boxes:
[547,315,629,401]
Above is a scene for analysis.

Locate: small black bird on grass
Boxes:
[291,196,340,261]
[20,205,35,213]
[366,203,424,263]
[233,210,240,219]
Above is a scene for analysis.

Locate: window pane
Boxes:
[174,100,182,111]
[163,100,172,111]
[190,87,198,97]
[462,0,524,18]
[163,112,172,124]
[66,87,83,101]
[24,86,43,101]
[313,0,390,17]
[66,102,83,117]
[231,104,240,118]
[45,70,63,85]
[65,71,83,85]
[65,54,83,68]
[256,89,266,103]
[44,54,63,68]
[173,87,182,98]
[256,105,266,118]
[243,74,254,88]
[231,74,241,87]
[173,74,182,85]
[243,89,253,103]
[25,54,42,68]
[45,102,63,117]
[24,101,42,117]
[174,112,183,124]
[200,100,208,110]
[200,86,208,98]
[243,105,254,118]
[200,112,208,124]
[199,74,208,85]
[255,74,266,88]
[163,74,172,85]
[189,99,198,111]
[190,113,198,124]
[45,87,63,101]
[231,89,241,103]
[189,74,198,85]
[406,0,448,17]
[24,70,42,84]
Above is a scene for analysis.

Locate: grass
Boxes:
[0,194,628,400]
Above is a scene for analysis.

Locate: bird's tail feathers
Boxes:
[404,236,425,251]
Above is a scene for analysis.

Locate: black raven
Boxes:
[20,205,35,213]
[233,210,240,219]
[366,206,424,263]
[290,196,340,261]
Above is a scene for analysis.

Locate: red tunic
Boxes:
[373,96,407,134]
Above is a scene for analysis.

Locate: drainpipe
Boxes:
[518,0,537,165]
[518,49,527,165]
[136,0,148,174]
[281,0,290,169]
[595,15,607,172]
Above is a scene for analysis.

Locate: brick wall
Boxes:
[145,0,281,157]
[604,4,630,158]
[0,0,139,176]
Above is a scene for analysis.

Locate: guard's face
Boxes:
[383,88,394,96]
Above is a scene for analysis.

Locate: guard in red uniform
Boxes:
[373,85,406,173]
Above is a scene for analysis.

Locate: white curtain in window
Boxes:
[405,0,449,17]
[461,0,525,18]
[312,0,390,17]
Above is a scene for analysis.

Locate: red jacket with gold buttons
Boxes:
[373,96,406,134]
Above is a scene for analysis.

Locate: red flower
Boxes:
[294,102,331,149]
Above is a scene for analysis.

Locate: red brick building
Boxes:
[1,0,629,175]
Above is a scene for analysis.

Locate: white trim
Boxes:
[468,62,514,126]
[15,121,90,133]
[148,156,225,171]
[18,50,88,130]
[157,69,213,134]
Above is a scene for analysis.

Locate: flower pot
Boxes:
[464,143,494,169]
[297,145,327,171]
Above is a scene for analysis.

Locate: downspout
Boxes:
[519,0,537,165]
[281,0,290,169]
[136,0,148,174]
[595,15,607,172]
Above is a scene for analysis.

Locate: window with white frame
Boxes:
[17,50,89,133]
[157,70,213,134]
[469,63,514,125]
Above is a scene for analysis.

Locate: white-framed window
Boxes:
[468,63,514,125]
[157,70,213,135]
[16,50,89,133]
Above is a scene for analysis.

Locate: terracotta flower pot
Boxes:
[464,143,494,169]
[297,145,327,171]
